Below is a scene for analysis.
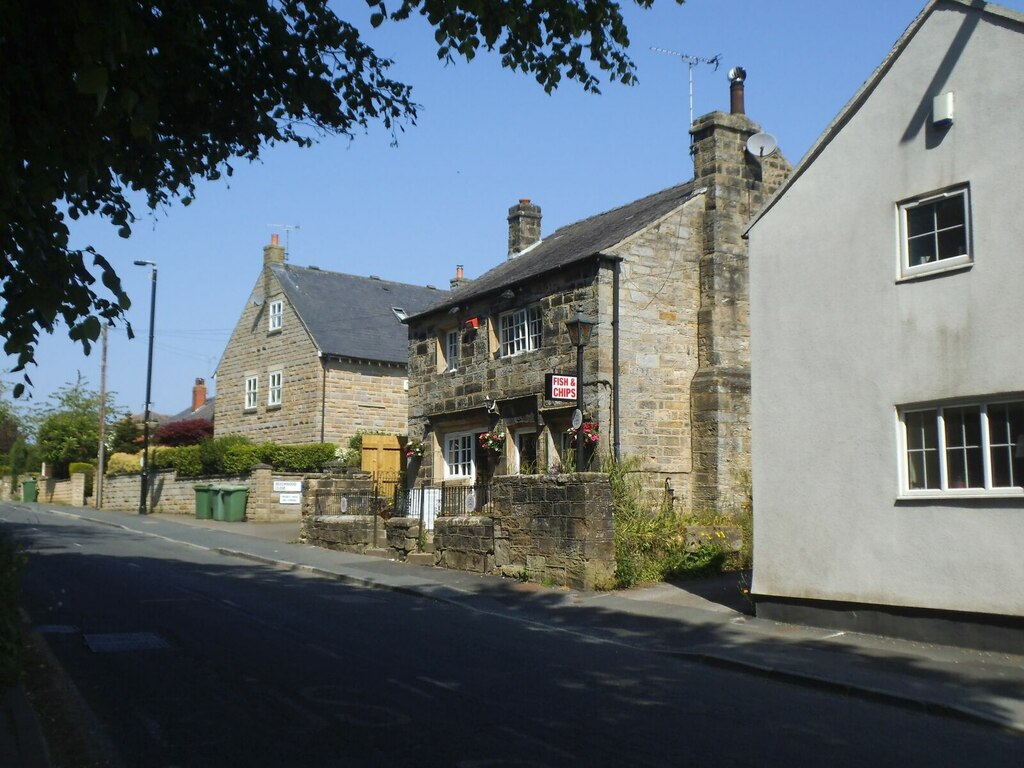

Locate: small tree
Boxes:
[108,416,142,454]
[37,412,98,478]
[153,419,213,447]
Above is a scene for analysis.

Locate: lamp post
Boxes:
[134,260,157,515]
[564,310,596,472]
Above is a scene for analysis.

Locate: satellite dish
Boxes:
[340,497,348,513]
[746,132,778,158]
[465,491,476,513]
[252,295,265,307]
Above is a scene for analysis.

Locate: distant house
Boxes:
[404,71,790,513]
[747,0,1024,651]
[214,235,446,446]
[163,378,215,425]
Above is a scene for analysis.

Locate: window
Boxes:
[514,429,538,474]
[268,371,282,407]
[499,306,542,357]
[900,399,1024,495]
[244,376,258,410]
[444,432,476,479]
[442,328,461,372]
[899,186,970,278]
[268,299,283,332]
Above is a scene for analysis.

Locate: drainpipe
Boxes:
[612,259,621,461]
[320,356,327,443]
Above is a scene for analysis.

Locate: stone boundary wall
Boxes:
[41,474,86,507]
[303,515,386,553]
[100,466,309,522]
[434,473,615,590]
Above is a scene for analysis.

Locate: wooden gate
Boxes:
[360,434,404,475]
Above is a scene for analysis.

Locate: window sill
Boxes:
[896,260,972,283]
[897,488,1024,502]
[267,404,282,411]
[243,408,257,414]
[267,329,282,336]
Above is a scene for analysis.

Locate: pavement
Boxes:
[4,504,1024,765]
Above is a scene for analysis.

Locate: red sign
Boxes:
[546,373,577,401]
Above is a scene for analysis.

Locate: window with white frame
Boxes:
[499,306,542,357]
[898,186,971,278]
[268,299,283,332]
[443,328,461,371]
[244,376,258,410]
[444,431,475,479]
[900,399,1024,494]
[267,371,283,407]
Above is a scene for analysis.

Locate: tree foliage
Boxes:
[37,413,99,478]
[1,0,681,394]
[153,418,214,447]
[108,416,143,455]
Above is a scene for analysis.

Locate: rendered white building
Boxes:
[747,0,1024,652]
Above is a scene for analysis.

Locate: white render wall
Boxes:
[749,3,1024,616]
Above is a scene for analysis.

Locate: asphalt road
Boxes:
[8,506,1023,767]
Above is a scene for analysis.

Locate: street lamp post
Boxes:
[134,260,157,515]
[564,310,596,472]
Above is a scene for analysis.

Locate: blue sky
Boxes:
[7,0,1021,419]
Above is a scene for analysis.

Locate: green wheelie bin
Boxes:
[211,485,227,521]
[220,485,249,522]
[194,483,214,520]
[21,478,38,502]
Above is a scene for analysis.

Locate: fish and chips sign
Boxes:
[546,373,577,401]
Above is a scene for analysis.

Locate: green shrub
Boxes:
[172,445,202,477]
[272,443,337,472]
[68,461,95,497]
[105,451,141,475]
[0,533,26,684]
[222,444,263,475]
[198,435,253,475]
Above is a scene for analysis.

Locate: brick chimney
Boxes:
[450,264,471,291]
[264,233,285,266]
[192,378,207,412]
[507,199,541,258]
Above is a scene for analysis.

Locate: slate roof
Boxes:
[270,264,447,364]
[408,181,699,320]
[165,397,215,424]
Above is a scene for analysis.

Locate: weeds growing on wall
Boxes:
[609,457,732,589]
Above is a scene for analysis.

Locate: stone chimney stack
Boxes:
[264,233,285,266]
[450,264,471,291]
[192,378,207,412]
[507,199,541,258]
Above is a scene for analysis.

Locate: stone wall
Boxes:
[433,474,614,590]
[101,466,306,522]
[40,474,86,507]
[322,359,409,446]
[303,515,385,553]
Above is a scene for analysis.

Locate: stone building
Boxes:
[747,0,1024,650]
[404,71,790,514]
[214,235,446,446]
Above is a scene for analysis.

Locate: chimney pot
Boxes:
[729,66,747,115]
[271,233,280,246]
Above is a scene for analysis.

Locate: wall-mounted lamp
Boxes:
[484,397,500,414]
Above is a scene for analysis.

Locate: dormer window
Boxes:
[268,299,283,332]
[499,305,542,357]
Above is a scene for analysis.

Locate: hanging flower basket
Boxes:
[479,430,505,455]
[406,440,425,459]
[567,421,599,445]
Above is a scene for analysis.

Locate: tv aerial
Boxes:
[745,132,779,159]
[651,48,721,126]
[268,223,301,258]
